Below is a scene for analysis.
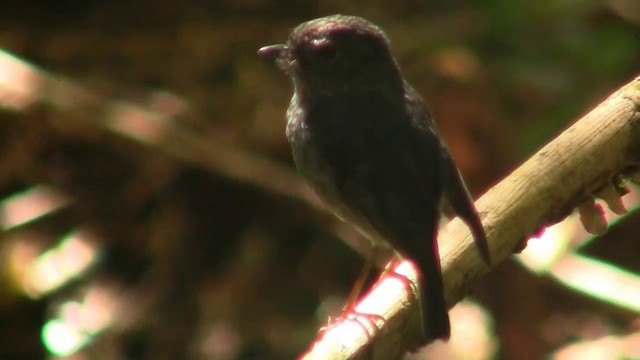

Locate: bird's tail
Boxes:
[416,245,450,342]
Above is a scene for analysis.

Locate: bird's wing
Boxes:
[439,144,491,264]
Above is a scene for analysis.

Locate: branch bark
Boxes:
[301,76,640,359]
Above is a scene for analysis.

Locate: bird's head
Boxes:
[259,15,402,94]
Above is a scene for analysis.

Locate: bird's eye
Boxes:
[316,44,336,60]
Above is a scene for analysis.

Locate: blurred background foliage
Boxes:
[0,0,639,359]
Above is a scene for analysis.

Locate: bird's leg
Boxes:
[319,246,386,338]
[342,245,380,313]
[319,252,420,341]
[382,257,420,300]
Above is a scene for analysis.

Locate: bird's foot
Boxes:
[319,308,387,341]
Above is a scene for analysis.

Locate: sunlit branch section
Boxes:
[552,331,640,359]
[0,47,176,153]
[443,299,497,360]
[42,283,123,357]
[517,220,576,274]
[0,49,44,110]
[0,49,320,216]
[107,101,170,145]
[0,48,97,112]
[517,188,640,313]
[0,185,71,230]
[519,186,640,271]
[9,228,100,298]
[551,254,640,313]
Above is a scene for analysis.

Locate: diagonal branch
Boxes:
[301,76,640,359]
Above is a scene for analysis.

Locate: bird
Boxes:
[258,14,490,345]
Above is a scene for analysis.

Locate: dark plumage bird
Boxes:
[259,15,490,345]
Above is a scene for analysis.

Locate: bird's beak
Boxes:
[257,44,288,61]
